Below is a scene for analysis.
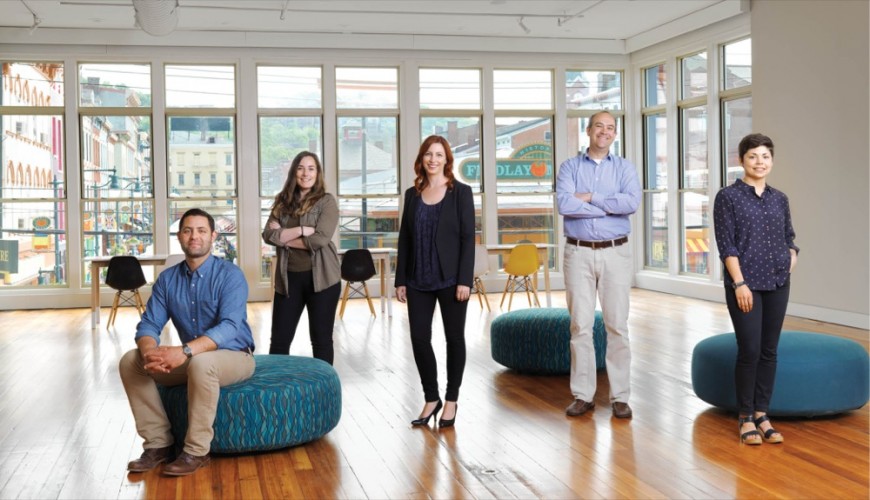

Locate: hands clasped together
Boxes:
[142,346,187,375]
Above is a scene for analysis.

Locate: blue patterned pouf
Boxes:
[692,331,869,417]
[490,308,606,374]
[158,355,341,453]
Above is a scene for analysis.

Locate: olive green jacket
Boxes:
[262,194,341,294]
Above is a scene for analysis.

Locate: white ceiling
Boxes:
[0,0,749,54]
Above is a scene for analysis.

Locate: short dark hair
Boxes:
[179,208,215,232]
[738,133,775,160]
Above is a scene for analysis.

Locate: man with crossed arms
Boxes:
[556,111,641,419]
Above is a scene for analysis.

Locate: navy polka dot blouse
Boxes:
[713,178,799,291]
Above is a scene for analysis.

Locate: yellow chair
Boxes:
[471,244,491,311]
[499,244,541,311]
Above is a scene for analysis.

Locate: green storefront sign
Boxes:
[458,143,553,181]
[0,239,19,274]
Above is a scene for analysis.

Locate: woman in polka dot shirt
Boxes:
[713,133,799,445]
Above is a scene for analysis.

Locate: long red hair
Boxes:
[413,135,455,193]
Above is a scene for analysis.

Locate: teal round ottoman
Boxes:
[158,355,342,453]
[692,331,869,417]
[490,308,606,374]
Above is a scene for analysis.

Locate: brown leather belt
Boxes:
[566,236,628,249]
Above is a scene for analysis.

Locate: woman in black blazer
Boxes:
[396,135,475,428]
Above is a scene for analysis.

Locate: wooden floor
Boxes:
[0,289,867,499]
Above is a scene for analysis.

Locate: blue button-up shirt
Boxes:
[135,255,255,351]
[713,179,799,291]
[556,152,641,240]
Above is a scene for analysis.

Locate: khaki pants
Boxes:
[119,348,255,456]
[563,242,632,403]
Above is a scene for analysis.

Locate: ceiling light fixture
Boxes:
[20,0,43,35]
[558,0,604,27]
[517,16,531,35]
[132,0,179,36]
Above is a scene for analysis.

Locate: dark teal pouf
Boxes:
[158,355,341,453]
[490,308,606,374]
[692,331,869,417]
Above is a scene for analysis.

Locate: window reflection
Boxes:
[168,116,236,198]
[565,70,622,111]
[1,62,66,287]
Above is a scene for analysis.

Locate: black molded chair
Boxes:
[105,255,147,328]
[339,249,377,319]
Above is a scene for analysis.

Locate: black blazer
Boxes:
[395,181,475,288]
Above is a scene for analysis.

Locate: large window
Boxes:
[336,67,399,251]
[257,65,323,281]
[0,62,66,287]
[494,70,555,268]
[420,68,483,242]
[679,52,710,276]
[721,38,752,186]
[641,37,752,282]
[166,65,238,264]
[78,63,154,285]
[642,64,668,270]
[565,70,623,157]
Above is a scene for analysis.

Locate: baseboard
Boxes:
[786,303,870,330]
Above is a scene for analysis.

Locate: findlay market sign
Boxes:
[458,143,552,182]
[0,239,19,274]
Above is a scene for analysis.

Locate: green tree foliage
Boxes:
[260,118,319,168]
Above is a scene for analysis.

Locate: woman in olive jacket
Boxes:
[263,151,341,364]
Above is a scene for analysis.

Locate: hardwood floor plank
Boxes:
[0,290,866,499]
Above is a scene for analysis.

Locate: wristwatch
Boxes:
[731,281,746,290]
[182,343,193,359]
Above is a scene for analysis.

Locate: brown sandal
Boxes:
[739,415,762,445]
[754,415,784,444]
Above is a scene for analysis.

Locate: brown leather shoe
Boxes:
[565,399,595,416]
[127,446,174,472]
[162,452,211,476]
[612,402,633,419]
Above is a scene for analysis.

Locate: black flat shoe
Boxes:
[411,400,442,426]
[439,402,458,428]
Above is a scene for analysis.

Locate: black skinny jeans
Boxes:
[406,286,468,402]
[725,282,790,415]
[270,270,341,364]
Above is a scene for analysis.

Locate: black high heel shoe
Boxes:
[411,400,442,426]
[439,402,458,428]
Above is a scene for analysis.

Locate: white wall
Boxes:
[751,0,869,328]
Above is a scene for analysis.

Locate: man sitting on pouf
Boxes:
[119,208,255,476]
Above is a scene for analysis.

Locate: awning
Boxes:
[686,238,709,253]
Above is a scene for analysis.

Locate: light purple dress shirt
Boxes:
[556,152,641,241]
